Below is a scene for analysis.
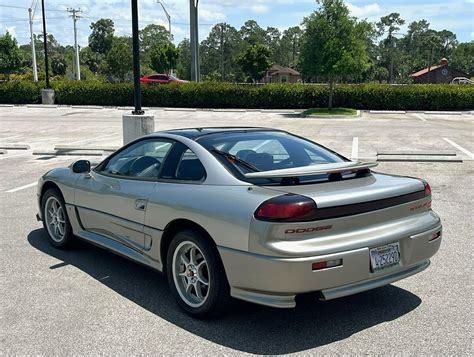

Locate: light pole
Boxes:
[41,0,49,88]
[157,0,172,41]
[40,0,54,104]
[122,0,155,145]
[189,0,200,81]
[28,0,38,82]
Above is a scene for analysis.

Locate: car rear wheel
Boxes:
[166,229,230,317]
[41,189,74,248]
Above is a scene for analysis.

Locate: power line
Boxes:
[0,4,64,11]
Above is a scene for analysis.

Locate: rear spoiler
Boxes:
[243,161,378,179]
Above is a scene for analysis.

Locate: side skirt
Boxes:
[65,204,163,272]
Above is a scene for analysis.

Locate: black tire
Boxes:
[41,188,75,249]
[166,229,230,318]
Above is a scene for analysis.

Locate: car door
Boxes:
[74,138,175,251]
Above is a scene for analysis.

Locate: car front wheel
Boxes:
[41,189,74,248]
[166,229,229,317]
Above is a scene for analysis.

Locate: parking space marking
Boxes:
[414,113,427,122]
[443,138,474,159]
[6,182,37,193]
[351,137,359,160]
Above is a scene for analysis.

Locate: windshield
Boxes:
[198,131,352,184]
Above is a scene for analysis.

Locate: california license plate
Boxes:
[370,242,400,272]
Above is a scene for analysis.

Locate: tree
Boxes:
[80,46,99,74]
[200,23,241,81]
[377,13,405,83]
[237,44,272,82]
[451,42,474,75]
[89,19,115,55]
[51,55,67,76]
[279,26,303,67]
[0,31,22,79]
[176,39,191,80]
[140,24,171,65]
[150,43,179,74]
[104,38,132,82]
[299,0,370,108]
[240,20,267,46]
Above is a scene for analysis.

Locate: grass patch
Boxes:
[303,107,357,116]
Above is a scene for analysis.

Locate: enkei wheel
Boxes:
[41,189,74,248]
[166,229,230,317]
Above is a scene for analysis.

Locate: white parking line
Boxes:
[443,138,474,159]
[414,113,427,122]
[6,182,37,193]
[351,137,359,160]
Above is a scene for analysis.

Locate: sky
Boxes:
[0,0,473,48]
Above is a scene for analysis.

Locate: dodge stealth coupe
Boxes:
[37,127,442,316]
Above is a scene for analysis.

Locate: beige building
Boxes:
[261,64,302,83]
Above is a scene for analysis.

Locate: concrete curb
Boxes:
[71,105,104,110]
[369,110,406,114]
[377,156,463,163]
[300,110,361,119]
[54,145,118,151]
[0,144,30,150]
[377,150,457,156]
[33,150,104,156]
[26,104,58,109]
[0,104,14,107]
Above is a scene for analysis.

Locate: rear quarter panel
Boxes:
[145,184,278,251]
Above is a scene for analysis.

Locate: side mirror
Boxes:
[72,160,91,174]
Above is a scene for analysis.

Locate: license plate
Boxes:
[370,242,400,272]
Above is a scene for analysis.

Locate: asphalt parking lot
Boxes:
[1,106,473,355]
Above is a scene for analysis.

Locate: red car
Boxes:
[140,74,187,84]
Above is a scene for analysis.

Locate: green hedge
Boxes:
[1,80,473,110]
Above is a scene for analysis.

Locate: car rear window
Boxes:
[197,131,357,185]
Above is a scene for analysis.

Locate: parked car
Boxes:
[140,74,187,84]
[37,128,442,317]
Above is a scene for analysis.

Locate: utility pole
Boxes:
[157,1,172,41]
[28,1,38,82]
[189,0,200,81]
[67,8,81,80]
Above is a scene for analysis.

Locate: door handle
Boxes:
[134,199,147,211]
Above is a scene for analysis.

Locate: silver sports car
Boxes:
[37,127,442,317]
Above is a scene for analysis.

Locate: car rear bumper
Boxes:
[218,224,442,308]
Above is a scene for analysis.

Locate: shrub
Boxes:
[0,81,473,110]
[0,81,41,104]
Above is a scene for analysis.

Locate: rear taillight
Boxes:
[254,194,318,222]
[423,181,431,196]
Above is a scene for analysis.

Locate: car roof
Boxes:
[156,127,285,140]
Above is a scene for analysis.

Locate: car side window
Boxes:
[100,139,173,179]
[174,148,206,181]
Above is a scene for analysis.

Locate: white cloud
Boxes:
[6,26,17,38]
[251,5,270,14]
[471,32,474,38]
[346,3,382,17]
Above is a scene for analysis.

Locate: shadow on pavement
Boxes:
[28,229,421,354]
